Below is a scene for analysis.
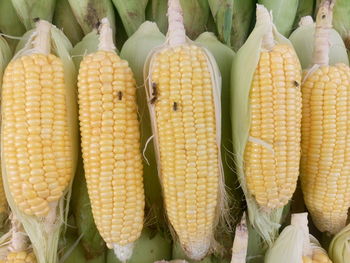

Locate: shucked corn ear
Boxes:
[1,19,78,263]
[144,0,226,260]
[300,0,350,235]
[265,213,332,263]
[77,18,145,262]
[120,22,167,225]
[329,222,350,263]
[289,16,349,69]
[231,4,302,244]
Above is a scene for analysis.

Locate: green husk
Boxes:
[10,0,56,29]
[258,0,299,37]
[111,0,148,37]
[70,30,99,67]
[179,0,210,39]
[120,21,166,226]
[293,0,315,28]
[208,0,255,51]
[70,158,106,259]
[231,5,292,245]
[246,222,265,263]
[145,0,168,34]
[195,32,243,225]
[106,228,172,263]
[328,223,350,263]
[0,0,25,51]
[53,0,84,45]
[289,16,349,69]
[0,36,12,87]
[332,0,350,49]
[67,0,116,36]
[1,21,78,263]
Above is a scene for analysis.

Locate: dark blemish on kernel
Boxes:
[117,91,123,100]
[173,102,178,111]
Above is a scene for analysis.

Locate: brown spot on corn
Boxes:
[244,44,302,209]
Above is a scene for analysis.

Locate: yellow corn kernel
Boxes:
[5,251,36,263]
[301,64,350,234]
[77,50,144,248]
[244,44,302,209]
[149,44,219,258]
[1,53,73,217]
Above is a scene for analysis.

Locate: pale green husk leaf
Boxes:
[332,0,350,44]
[111,0,148,37]
[0,37,12,86]
[0,0,25,51]
[70,30,99,68]
[1,24,78,263]
[289,18,349,69]
[231,7,291,245]
[11,0,56,30]
[264,225,304,263]
[120,21,166,224]
[67,0,116,37]
[208,0,255,51]
[145,0,168,34]
[293,0,315,28]
[328,223,350,263]
[53,0,84,46]
[258,0,298,37]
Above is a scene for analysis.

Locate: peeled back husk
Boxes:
[289,16,349,69]
[258,0,298,37]
[0,36,12,88]
[120,21,166,226]
[145,0,168,34]
[208,0,255,51]
[293,0,315,29]
[328,223,350,263]
[70,30,100,67]
[67,0,116,37]
[53,0,84,46]
[10,0,56,29]
[1,21,78,263]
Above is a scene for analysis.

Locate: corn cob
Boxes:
[1,19,78,263]
[120,22,168,227]
[144,0,225,260]
[231,4,302,244]
[289,16,348,70]
[300,0,350,235]
[77,18,144,262]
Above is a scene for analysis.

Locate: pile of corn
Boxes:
[0,0,349,262]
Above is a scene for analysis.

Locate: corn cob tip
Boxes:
[33,19,52,55]
[98,17,115,52]
[313,0,335,65]
[167,0,186,46]
[113,243,134,263]
[299,16,314,26]
[255,4,274,50]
